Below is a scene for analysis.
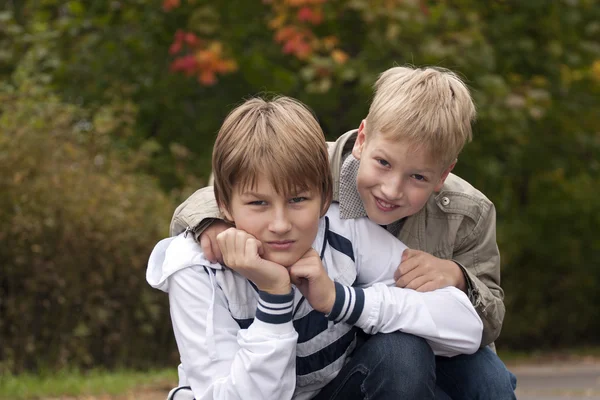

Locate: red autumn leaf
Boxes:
[170,55,198,76]
[199,70,217,85]
[184,33,199,46]
[297,7,314,22]
[169,41,182,55]
[162,0,180,12]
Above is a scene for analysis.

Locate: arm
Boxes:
[349,216,483,356]
[170,186,222,237]
[452,203,505,347]
[168,267,298,400]
[328,283,482,357]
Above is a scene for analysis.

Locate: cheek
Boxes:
[357,164,379,189]
[408,187,432,207]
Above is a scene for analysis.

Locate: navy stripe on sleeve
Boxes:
[327,282,347,321]
[255,290,294,324]
[327,282,365,325]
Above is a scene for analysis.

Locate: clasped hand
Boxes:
[216,227,335,313]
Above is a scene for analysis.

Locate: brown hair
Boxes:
[212,96,333,216]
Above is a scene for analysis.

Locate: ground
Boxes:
[34,358,600,400]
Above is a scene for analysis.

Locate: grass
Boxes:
[499,346,600,365]
[0,368,177,400]
[3,347,600,399]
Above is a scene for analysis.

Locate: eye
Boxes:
[247,200,267,206]
[289,197,307,204]
[411,174,427,182]
[376,158,390,167]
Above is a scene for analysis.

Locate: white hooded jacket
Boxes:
[147,204,483,400]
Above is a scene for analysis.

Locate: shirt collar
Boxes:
[338,154,368,219]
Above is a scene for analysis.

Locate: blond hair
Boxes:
[366,66,476,167]
[213,96,333,216]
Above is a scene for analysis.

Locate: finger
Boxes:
[213,241,223,263]
[398,256,420,276]
[234,230,248,259]
[200,233,216,263]
[256,240,264,257]
[401,248,419,262]
[393,263,402,281]
[416,281,442,293]
[217,228,236,265]
[245,237,261,261]
[404,274,431,291]
[396,265,425,288]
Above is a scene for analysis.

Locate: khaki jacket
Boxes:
[170,130,505,347]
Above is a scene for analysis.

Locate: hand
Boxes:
[393,249,466,293]
[216,228,291,295]
[200,220,230,263]
[289,249,335,314]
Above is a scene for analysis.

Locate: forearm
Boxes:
[327,282,483,357]
[453,203,505,346]
[170,186,223,237]
[187,318,298,400]
[170,272,298,400]
[457,264,505,346]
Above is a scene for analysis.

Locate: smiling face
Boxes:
[222,174,322,267]
[352,122,455,225]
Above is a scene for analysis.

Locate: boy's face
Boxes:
[222,174,322,267]
[352,122,454,225]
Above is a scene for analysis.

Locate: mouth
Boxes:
[266,240,295,250]
[374,196,400,212]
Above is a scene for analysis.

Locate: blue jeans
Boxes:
[314,331,436,399]
[436,346,517,400]
[315,331,516,400]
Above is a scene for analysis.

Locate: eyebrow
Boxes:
[373,147,438,174]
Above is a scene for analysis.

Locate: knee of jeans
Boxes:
[369,332,435,377]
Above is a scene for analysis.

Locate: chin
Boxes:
[267,254,300,268]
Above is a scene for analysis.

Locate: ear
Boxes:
[434,160,456,192]
[351,120,368,160]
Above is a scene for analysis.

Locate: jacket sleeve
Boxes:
[168,267,298,400]
[346,217,483,357]
[169,186,222,238]
[452,202,505,347]
[328,283,483,357]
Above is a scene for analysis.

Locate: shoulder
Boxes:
[324,203,384,236]
[147,233,222,292]
[431,173,494,223]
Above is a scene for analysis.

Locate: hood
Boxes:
[146,233,222,292]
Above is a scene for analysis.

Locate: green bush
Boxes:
[0,85,177,373]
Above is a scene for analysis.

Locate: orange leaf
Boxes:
[331,49,348,64]
[199,70,217,85]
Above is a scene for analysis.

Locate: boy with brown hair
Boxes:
[170,66,516,398]
[148,96,482,399]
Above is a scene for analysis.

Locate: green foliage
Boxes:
[0,77,176,372]
[1,0,599,373]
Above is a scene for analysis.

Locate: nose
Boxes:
[380,175,403,200]
[268,207,292,234]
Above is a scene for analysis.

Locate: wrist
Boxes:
[323,280,336,314]
[450,260,467,292]
[261,282,292,295]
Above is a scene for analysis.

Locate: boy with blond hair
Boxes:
[148,96,483,399]
[170,67,517,399]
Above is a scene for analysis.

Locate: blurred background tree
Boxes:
[1,0,599,373]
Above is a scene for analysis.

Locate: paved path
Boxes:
[512,361,600,399]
